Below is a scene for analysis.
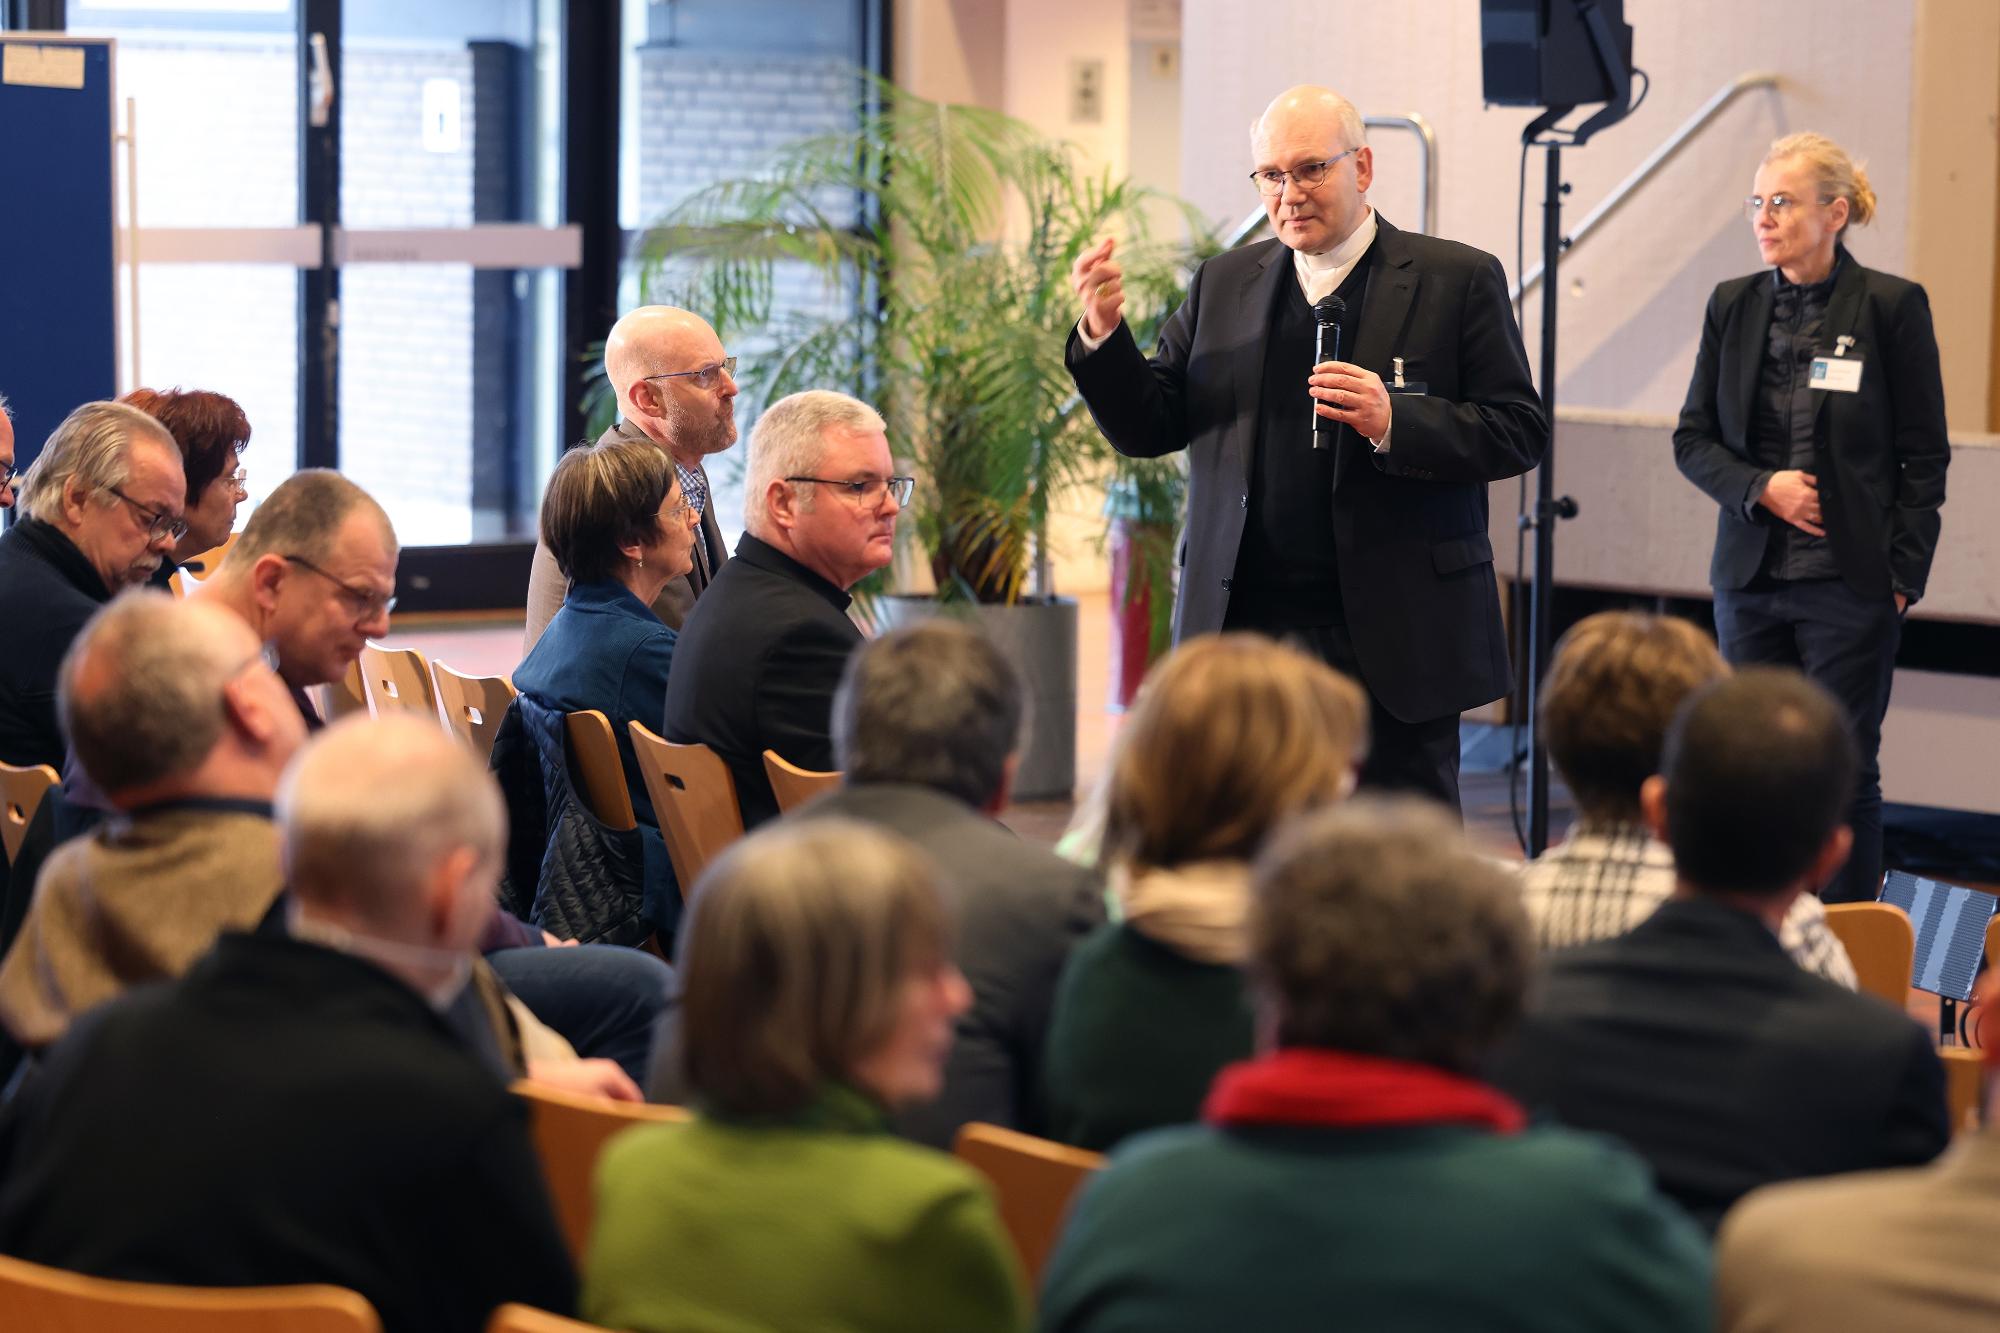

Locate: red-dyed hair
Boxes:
[120,387,251,506]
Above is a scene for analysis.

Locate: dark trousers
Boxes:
[1220,603,1462,816]
[1713,576,1901,904]
[487,943,675,1086]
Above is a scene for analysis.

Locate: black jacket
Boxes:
[661,533,862,829]
[1065,216,1546,723]
[796,782,1104,1146]
[1488,897,1948,1233]
[0,518,113,768]
[0,932,576,1333]
[1673,249,1949,601]
[490,691,654,946]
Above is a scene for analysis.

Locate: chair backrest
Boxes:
[357,644,438,721]
[0,1253,381,1333]
[953,1122,1105,1287]
[431,662,518,764]
[565,710,637,832]
[1822,902,1916,1007]
[762,749,841,815]
[1941,1046,1988,1134]
[0,761,60,864]
[322,659,372,722]
[512,1081,692,1265]
[627,724,742,894]
[487,1305,610,1333]
[166,532,239,597]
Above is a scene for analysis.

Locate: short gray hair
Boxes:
[278,714,506,921]
[744,390,886,536]
[833,620,1021,808]
[1250,797,1532,1072]
[59,591,247,795]
[16,400,175,523]
[220,468,396,572]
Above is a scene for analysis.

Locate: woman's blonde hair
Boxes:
[676,819,950,1117]
[1100,634,1368,873]
[1764,132,1876,230]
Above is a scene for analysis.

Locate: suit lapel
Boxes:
[1232,242,1292,491]
[1348,215,1417,382]
[1725,276,1773,442]
[1812,253,1866,430]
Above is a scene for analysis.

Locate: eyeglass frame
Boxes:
[282,553,398,620]
[1743,192,1835,222]
[658,495,698,526]
[1249,148,1360,197]
[641,356,738,391]
[104,485,190,543]
[0,460,15,486]
[784,474,915,508]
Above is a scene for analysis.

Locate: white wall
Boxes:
[1180,0,1995,429]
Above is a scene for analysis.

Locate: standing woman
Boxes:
[1673,133,1948,903]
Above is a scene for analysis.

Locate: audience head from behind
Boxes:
[119,386,251,563]
[15,399,185,591]
[1540,611,1728,825]
[677,818,971,1118]
[743,389,901,591]
[195,468,398,692]
[59,589,308,811]
[832,620,1022,813]
[602,305,739,468]
[541,433,696,597]
[0,390,15,508]
[1648,667,1858,906]
[279,713,505,1008]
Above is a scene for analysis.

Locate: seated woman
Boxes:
[584,819,1027,1333]
[1039,801,1711,1332]
[504,436,694,944]
[1042,633,1367,1151]
[120,386,251,583]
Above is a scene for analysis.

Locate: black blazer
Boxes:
[1065,216,1546,723]
[797,782,1104,1147]
[1488,898,1948,1234]
[1673,250,1949,601]
[660,533,861,830]
[0,518,113,769]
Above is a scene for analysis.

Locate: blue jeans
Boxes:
[487,944,675,1086]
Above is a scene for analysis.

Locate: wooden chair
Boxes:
[488,1306,610,1332]
[0,760,59,864]
[321,659,372,722]
[953,1122,1104,1287]
[1823,902,1916,1007]
[565,710,636,832]
[166,532,238,596]
[1941,1046,1988,1134]
[513,1081,691,1265]
[431,662,517,764]
[628,724,742,894]
[357,643,437,721]
[763,749,841,814]
[0,1253,380,1332]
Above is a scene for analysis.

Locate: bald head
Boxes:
[603,306,738,465]
[1251,85,1366,155]
[278,715,505,940]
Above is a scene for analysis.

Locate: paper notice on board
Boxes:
[3,44,87,91]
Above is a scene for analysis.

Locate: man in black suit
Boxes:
[662,389,906,829]
[798,621,1103,1147]
[1489,669,1948,1234]
[1066,84,1546,810]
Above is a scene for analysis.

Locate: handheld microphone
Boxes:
[1312,293,1345,451]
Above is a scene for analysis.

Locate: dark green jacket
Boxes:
[584,1084,1028,1332]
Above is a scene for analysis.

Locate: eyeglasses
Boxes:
[659,497,697,525]
[226,466,249,496]
[1744,192,1833,222]
[0,460,15,486]
[283,554,397,620]
[105,486,189,542]
[785,475,915,508]
[642,356,738,391]
[1250,148,1359,197]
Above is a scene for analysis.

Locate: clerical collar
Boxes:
[1295,207,1378,277]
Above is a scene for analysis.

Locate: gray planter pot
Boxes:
[873,594,1078,802]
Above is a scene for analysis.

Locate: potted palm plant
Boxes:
[627,80,1211,798]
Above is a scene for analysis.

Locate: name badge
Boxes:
[1810,355,1863,394]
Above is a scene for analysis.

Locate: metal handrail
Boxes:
[1226,111,1440,248]
[1511,72,1781,302]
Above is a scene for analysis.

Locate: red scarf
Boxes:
[1203,1048,1525,1134]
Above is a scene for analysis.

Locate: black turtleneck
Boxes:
[0,518,115,768]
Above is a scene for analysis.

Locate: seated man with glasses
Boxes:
[664,390,910,830]
[0,400,186,770]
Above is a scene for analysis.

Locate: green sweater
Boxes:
[583,1084,1028,1333]
[1041,923,1255,1151]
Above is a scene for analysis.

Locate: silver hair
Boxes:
[0,391,11,420]
[16,400,174,523]
[743,389,886,538]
